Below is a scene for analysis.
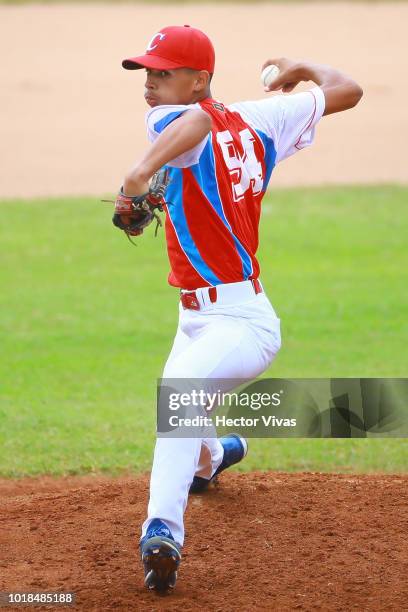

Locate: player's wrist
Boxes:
[123,167,150,197]
[297,62,342,88]
[293,61,320,83]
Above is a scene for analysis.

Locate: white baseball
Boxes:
[261,64,280,88]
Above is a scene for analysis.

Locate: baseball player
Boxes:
[116,25,363,593]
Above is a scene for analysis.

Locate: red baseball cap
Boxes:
[122,25,215,73]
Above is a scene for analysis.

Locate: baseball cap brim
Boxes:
[122,54,187,71]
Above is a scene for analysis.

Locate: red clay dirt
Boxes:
[1,472,407,611]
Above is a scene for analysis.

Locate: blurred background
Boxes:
[1,1,407,198]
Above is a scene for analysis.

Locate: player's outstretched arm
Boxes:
[262,58,363,116]
[123,109,212,196]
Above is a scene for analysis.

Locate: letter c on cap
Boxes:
[146,32,166,52]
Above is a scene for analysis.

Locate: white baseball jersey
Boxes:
[145,87,325,290]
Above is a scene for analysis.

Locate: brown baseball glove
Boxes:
[107,168,170,243]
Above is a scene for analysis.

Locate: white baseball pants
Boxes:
[141,280,281,546]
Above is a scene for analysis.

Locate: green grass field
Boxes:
[0,185,407,477]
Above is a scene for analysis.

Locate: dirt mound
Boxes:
[1,472,407,611]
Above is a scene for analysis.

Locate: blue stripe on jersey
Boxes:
[190,138,253,280]
[254,129,277,191]
[165,166,222,286]
[154,111,186,134]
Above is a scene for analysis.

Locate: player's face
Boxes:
[144,68,205,107]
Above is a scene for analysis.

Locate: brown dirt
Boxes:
[1,472,407,611]
[1,3,408,199]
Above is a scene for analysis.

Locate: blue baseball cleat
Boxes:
[189,434,248,494]
[140,519,182,594]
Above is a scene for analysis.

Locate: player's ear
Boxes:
[193,70,210,92]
